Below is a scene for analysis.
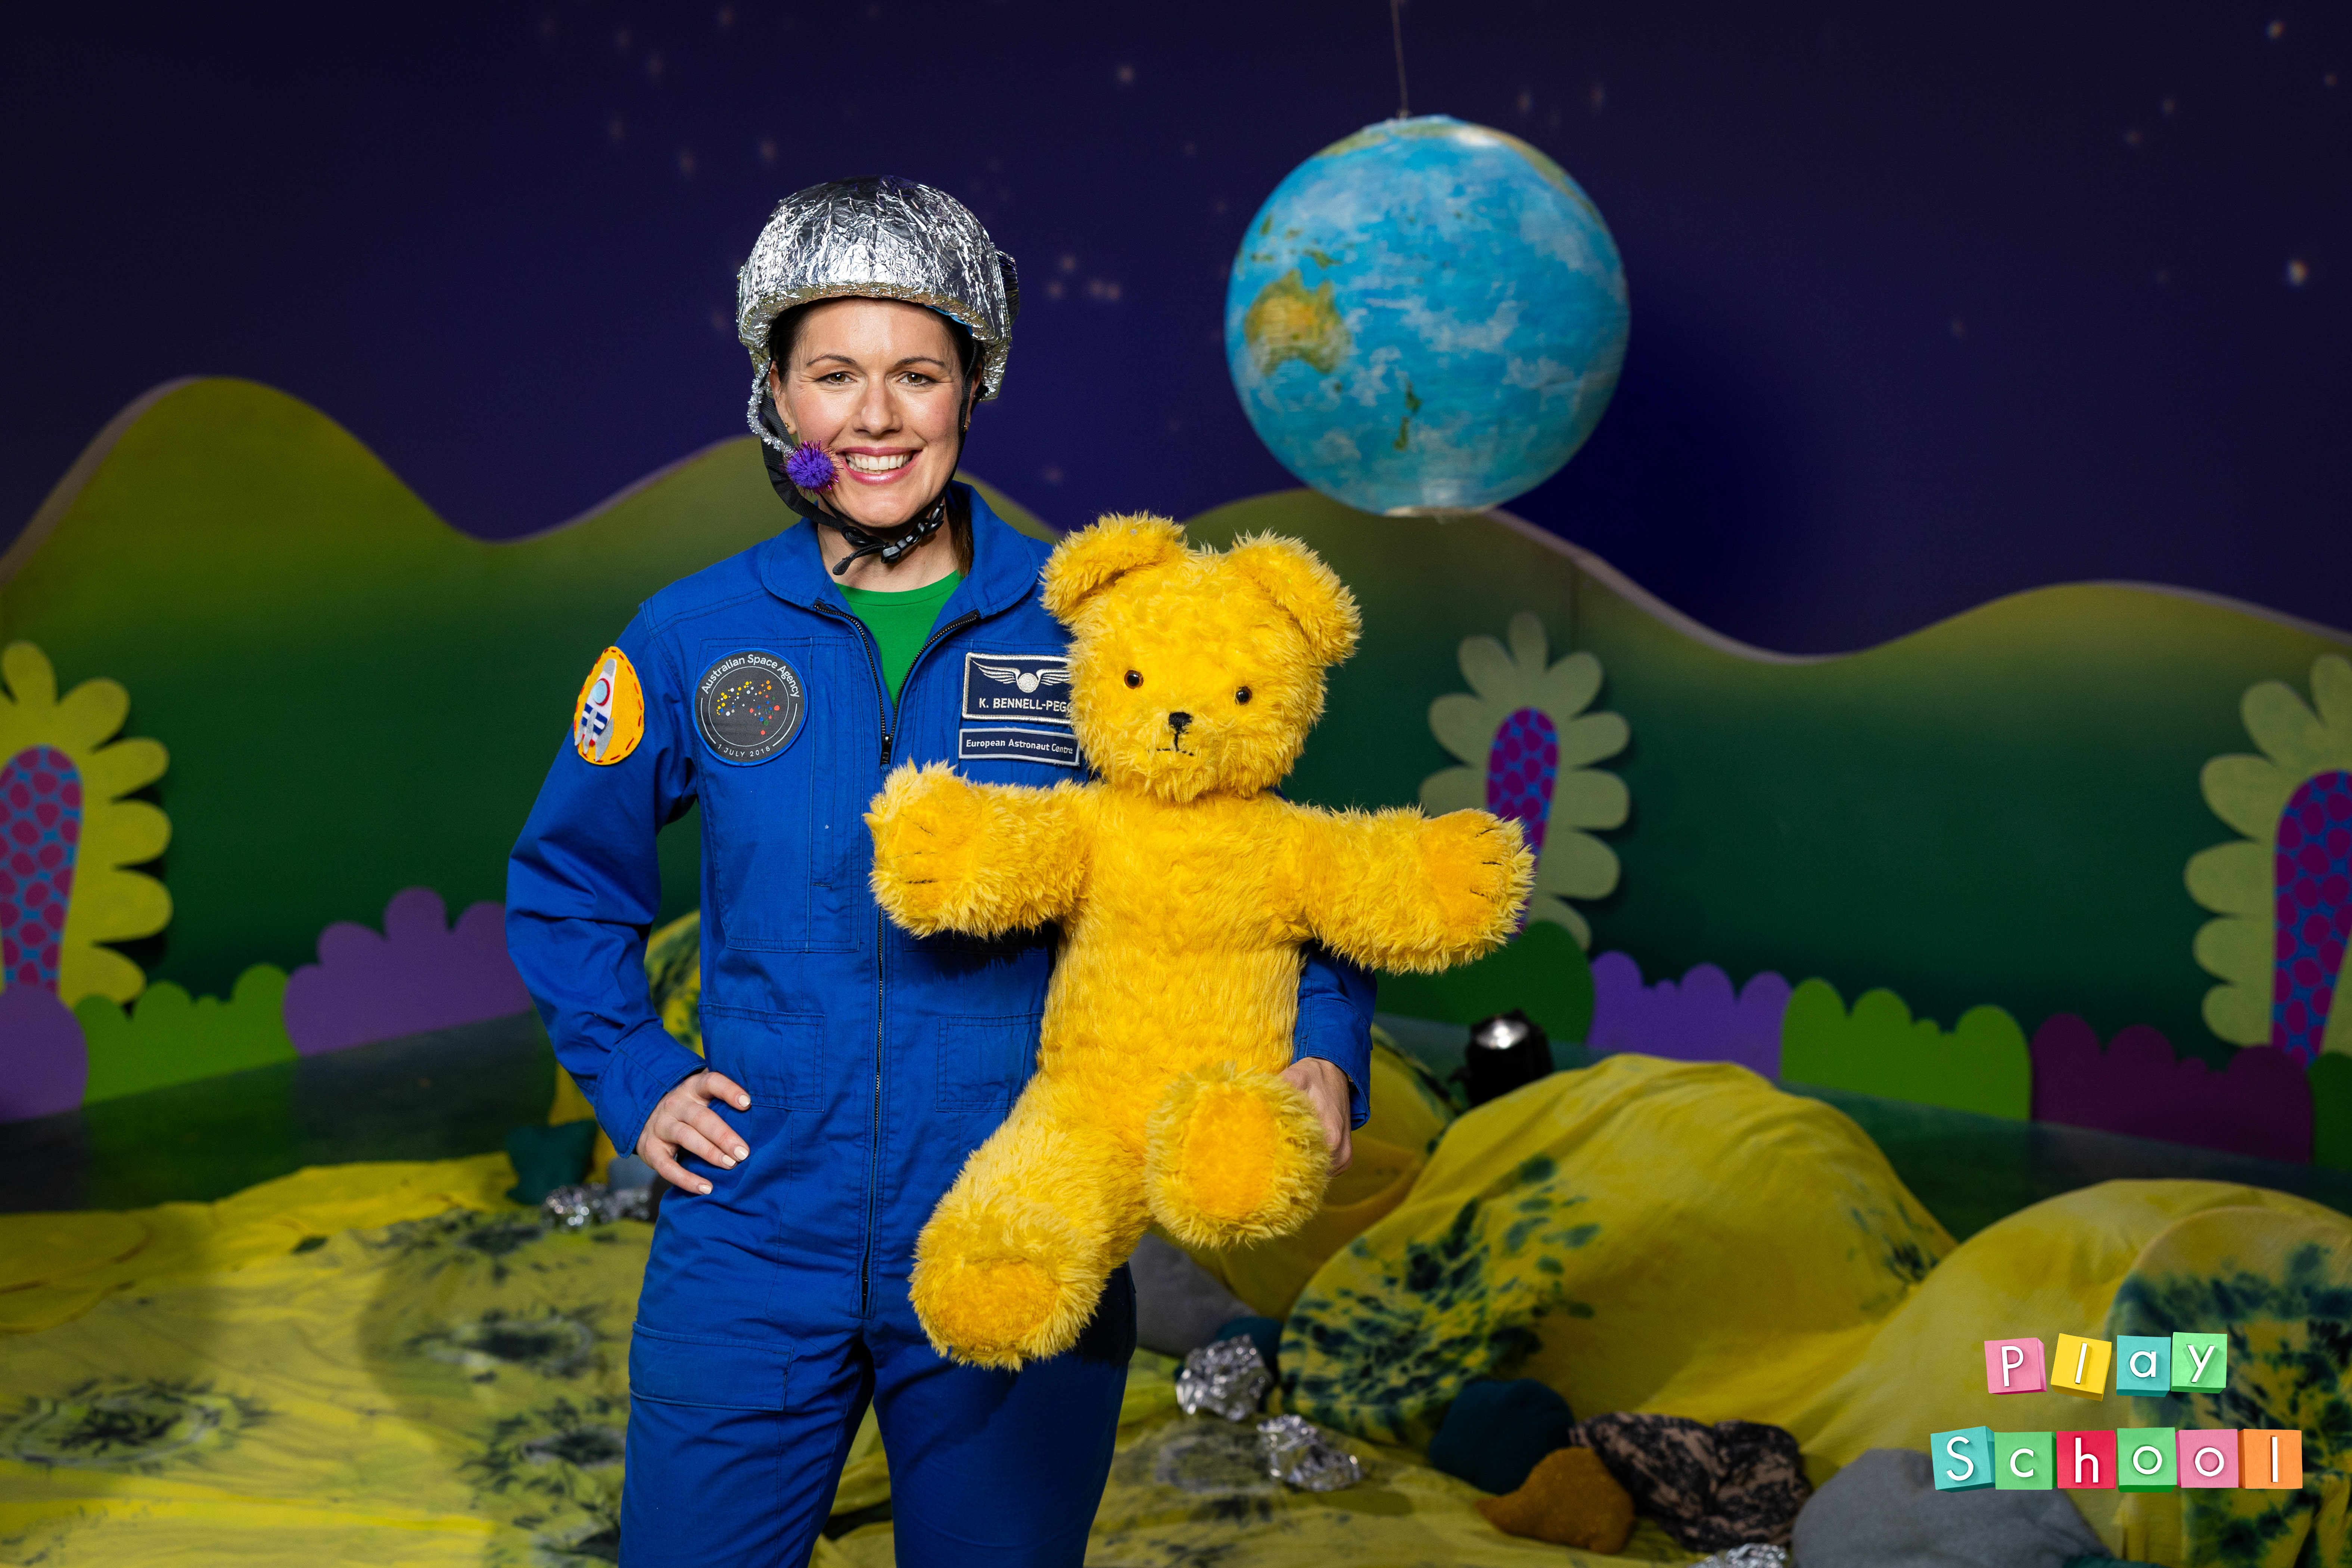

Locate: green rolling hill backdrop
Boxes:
[6,377,2346,1065]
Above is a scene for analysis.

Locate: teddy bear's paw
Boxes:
[1145,1066,1329,1249]
[1418,811,1535,946]
[866,763,987,933]
[910,1209,1101,1370]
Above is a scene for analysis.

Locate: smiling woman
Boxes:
[765,295,980,581]
[735,176,1021,586]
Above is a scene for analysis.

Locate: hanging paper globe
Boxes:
[1225,115,1629,516]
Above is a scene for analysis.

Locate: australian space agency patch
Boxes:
[573,646,645,766]
[696,651,805,765]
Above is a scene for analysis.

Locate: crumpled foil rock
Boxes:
[1690,1546,1789,1568]
[541,1183,654,1231]
[1175,1335,1272,1421]
[1257,1413,1363,1492]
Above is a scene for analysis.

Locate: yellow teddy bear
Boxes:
[866,515,1533,1368]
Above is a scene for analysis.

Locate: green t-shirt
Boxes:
[840,572,964,704]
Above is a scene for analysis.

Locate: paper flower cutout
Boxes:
[1421,612,1628,946]
[0,981,88,1120]
[2029,1013,2308,1161]
[281,886,530,1055]
[75,964,296,1103]
[2185,654,2352,1060]
[1586,952,1791,1077]
[0,642,169,1007]
[1779,978,2031,1120]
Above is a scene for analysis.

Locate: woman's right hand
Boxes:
[637,1070,753,1195]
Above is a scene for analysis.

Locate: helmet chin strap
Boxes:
[757,391,963,578]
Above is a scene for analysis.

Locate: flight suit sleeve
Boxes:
[1291,942,1375,1129]
[506,613,709,1159]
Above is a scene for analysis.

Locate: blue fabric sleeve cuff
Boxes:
[594,1020,711,1158]
[1294,996,1373,1129]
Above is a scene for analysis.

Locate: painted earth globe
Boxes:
[1225,115,1629,516]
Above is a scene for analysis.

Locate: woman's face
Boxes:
[770,297,976,530]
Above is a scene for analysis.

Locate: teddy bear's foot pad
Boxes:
[1146,1067,1329,1250]
[911,1221,1102,1370]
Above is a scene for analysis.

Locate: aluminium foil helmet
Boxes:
[736,174,1020,454]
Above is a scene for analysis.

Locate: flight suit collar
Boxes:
[755,482,1041,625]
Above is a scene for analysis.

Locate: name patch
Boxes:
[959,725,1081,769]
[962,652,1073,728]
[697,651,805,765]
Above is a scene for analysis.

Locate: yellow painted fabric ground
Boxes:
[4,1056,2347,1567]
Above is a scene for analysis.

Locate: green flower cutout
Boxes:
[2185,653,2352,1058]
[1421,612,1629,947]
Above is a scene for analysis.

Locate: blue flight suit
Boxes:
[506,487,1373,1568]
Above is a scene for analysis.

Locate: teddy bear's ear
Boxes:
[1040,514,1188,622]
[1225,533,1362,666]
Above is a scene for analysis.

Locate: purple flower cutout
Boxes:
[282,886,531,1056]
[0,981,87,1121]
[785,441,838,492]
[1586,951,1792,1079]
[2030,1013,2311,1162]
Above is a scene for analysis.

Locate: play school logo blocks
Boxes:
[1936,1331,2304,1494]
[1983,1332,2224,1399]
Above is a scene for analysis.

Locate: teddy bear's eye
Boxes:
[1124,670,1142,688]
[1235,687,1253,704]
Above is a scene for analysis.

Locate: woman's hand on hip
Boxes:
[637,1070,753,1195]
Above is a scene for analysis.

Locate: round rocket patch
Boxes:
[573,646,645,766]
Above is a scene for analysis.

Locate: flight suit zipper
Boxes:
[813,598,980,1318]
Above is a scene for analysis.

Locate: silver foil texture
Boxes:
[736,175,1019,449]
[541,1183,654,1231]
[1256,1414,1363,1491]
[1690,1547,1790,1568]
[1175,1335,1272,1421]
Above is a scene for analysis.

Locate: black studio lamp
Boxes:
[1457,1009,1553,1107]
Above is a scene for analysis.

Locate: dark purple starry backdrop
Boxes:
[3,1,2345,653]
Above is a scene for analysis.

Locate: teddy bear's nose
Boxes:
[1167,711,1193,734]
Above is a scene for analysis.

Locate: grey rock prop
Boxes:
[1792,1447,2107,1568]
[1132,1233,1251,1356]
[603,1155,655,1191]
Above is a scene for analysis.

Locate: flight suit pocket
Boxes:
[703,1007,822,1110]
[934,1015,1038,1111]
[696,636,858,954]
[629,1324,791,1410]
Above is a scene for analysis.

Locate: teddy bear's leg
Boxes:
[1144,1063,1330,1250]
[909,1080,1146,1370]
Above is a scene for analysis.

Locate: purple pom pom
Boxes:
[785,441,837,491]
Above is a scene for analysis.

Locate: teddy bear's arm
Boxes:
[866,762,1091,938]
[1292,806,1533,973]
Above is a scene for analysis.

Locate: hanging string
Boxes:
[1389,0,1411,119]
